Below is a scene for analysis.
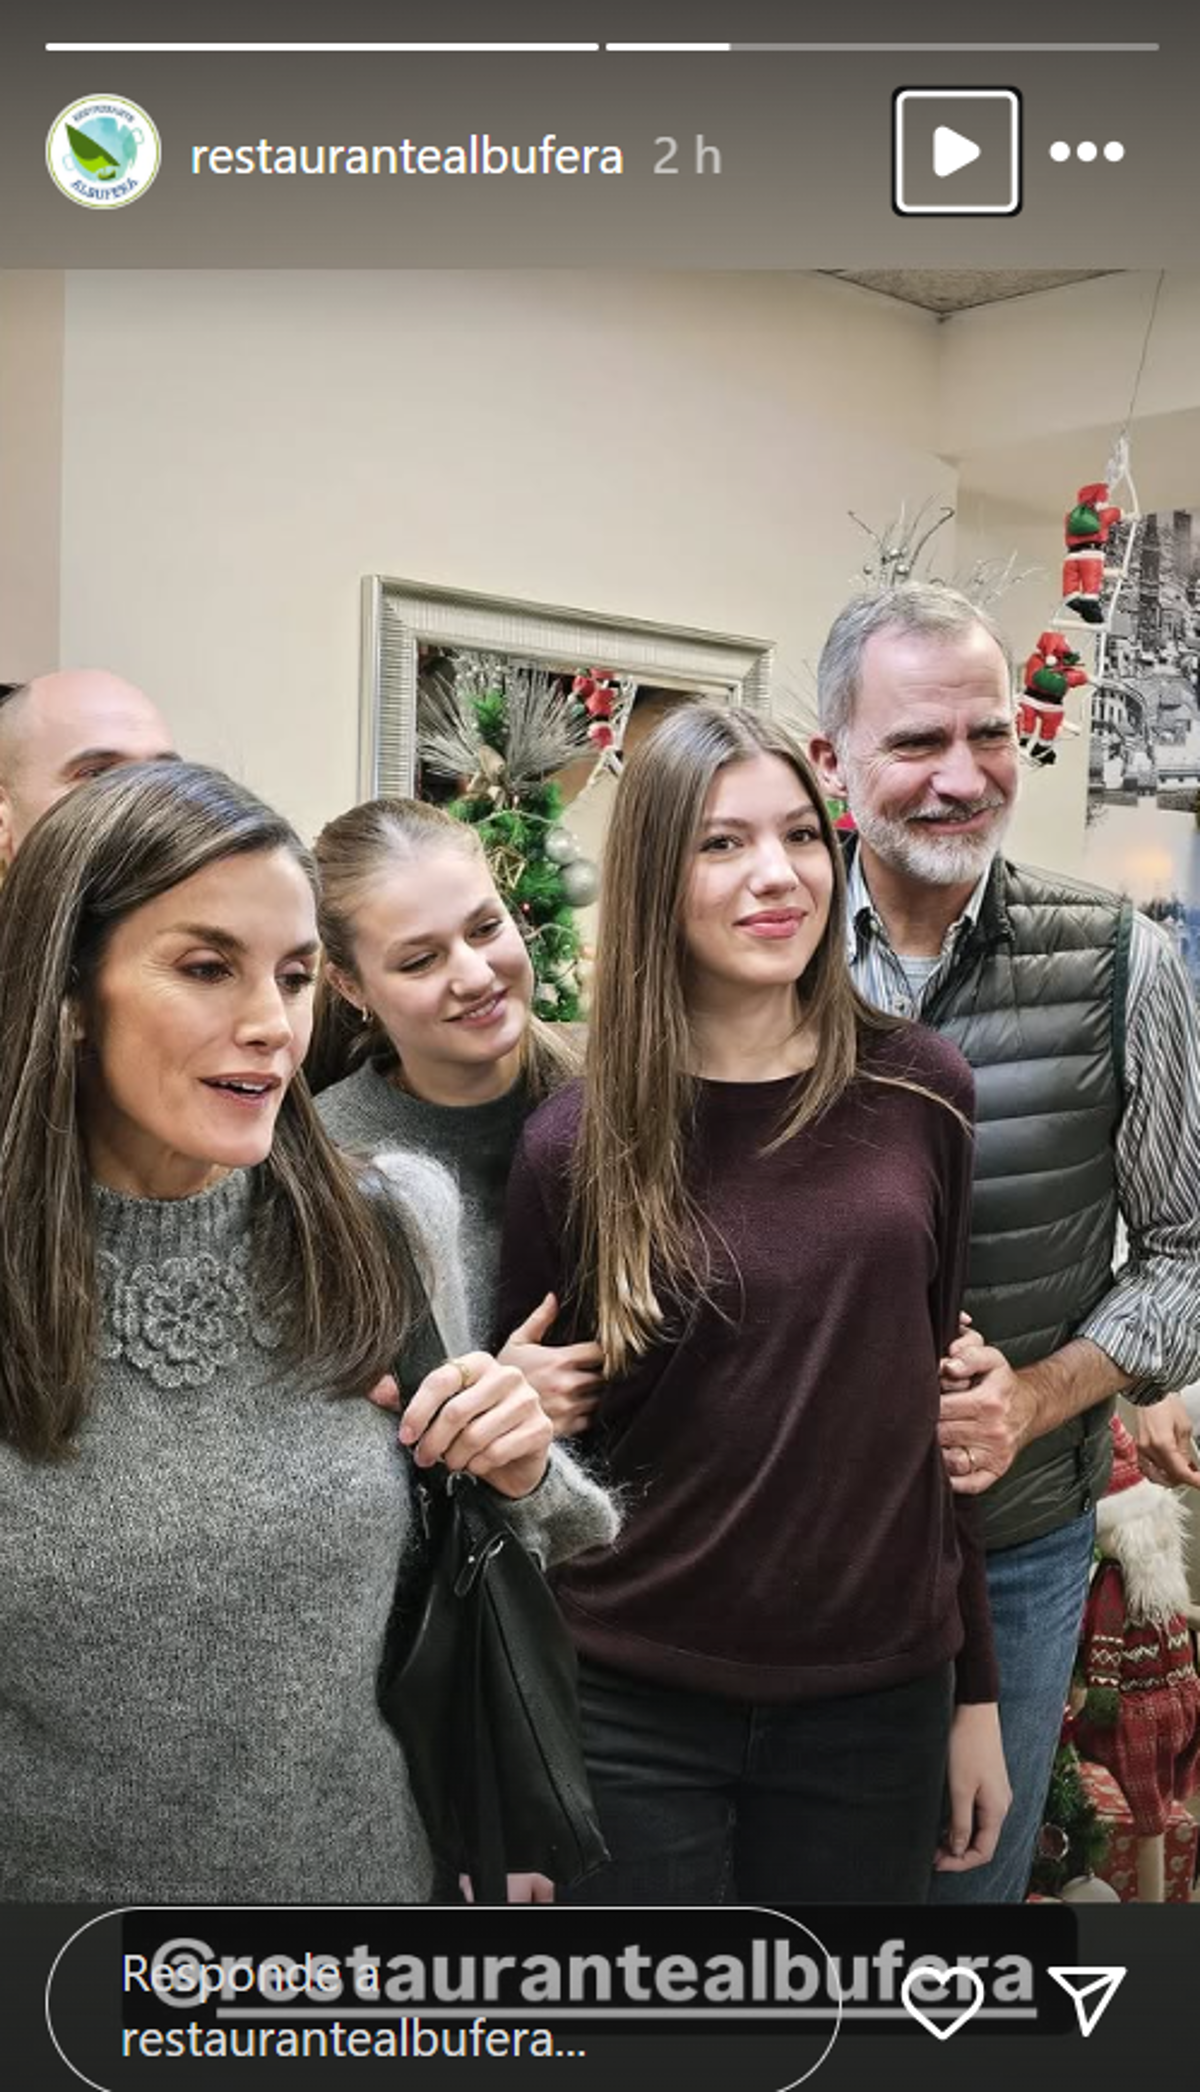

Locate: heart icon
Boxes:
[900,1960,985,2040]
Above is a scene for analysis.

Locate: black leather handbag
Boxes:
[378,1461,609,1905]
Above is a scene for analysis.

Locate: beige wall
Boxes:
[6,264,1197,877]
[0,271,64,675]
[939,272,1200,457]
[55,269,946,841]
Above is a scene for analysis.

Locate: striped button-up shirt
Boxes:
[845,848,1200,1396]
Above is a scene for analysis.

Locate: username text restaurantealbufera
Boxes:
[192,136,624,176]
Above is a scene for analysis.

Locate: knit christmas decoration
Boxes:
[1062,482,1123,624]
[1016,630,1091,765]
[1073,1417,1200,1836]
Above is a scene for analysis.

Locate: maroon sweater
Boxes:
[497,1023,998,1706]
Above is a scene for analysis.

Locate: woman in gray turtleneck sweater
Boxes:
[0,762,615,1905]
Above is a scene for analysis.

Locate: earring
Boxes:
[357,1007,371,1026]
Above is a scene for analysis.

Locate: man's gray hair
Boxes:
[816,585,1015,747]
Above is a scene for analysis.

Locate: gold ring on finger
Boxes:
[449,1356,475,1393]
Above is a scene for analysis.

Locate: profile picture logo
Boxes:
[47,95,161,209]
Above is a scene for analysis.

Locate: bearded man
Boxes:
[810,584,1200,1902]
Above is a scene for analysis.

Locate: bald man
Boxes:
[0,670,176,867]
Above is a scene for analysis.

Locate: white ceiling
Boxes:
[822,270,1120,314]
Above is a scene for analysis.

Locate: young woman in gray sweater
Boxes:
[0,761,614,1904]
[309,798,602,1436]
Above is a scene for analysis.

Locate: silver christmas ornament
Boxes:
[544,826,580,865]
[559,857,599,907]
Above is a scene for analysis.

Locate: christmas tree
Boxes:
[418,654,602,1022]
[1028,1727,1109,1897]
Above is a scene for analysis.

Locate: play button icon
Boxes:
[894,88,1022,214]
[934,125,981,178]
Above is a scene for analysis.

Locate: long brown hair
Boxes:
[308,795,579,1100]
[571,702,909,1375]
[0,760,422,1460]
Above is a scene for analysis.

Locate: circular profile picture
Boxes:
[46,94,161,209]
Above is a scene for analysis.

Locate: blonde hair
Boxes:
[308,796,579,1100]
[570,702,941,1375]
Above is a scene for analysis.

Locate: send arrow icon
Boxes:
[933,124,982,178]
[1048,1967,1127,2038]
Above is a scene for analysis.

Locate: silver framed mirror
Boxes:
[359,576,774,798]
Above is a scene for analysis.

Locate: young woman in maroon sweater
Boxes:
[498,703,1010,1904]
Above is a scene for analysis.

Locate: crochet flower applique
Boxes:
[98,1244,282,1389]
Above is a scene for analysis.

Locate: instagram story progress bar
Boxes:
[46,40,1162,53]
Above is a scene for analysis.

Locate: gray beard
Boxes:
[849,801,1013,888]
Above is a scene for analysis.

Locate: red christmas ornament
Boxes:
[587,721,615,749]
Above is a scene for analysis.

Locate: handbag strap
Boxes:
[369,1172,523,1903]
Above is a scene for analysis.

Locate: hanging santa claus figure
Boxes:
[1062,482,1123,624]
[1016,630,1091,765]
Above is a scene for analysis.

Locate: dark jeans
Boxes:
[564,1657,954,1906]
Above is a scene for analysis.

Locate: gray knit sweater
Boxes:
[316,1061,534,1350]
[0,1170,616,1902]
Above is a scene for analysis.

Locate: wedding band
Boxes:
[449,1357,475,1393]
[966,1446,978,1473]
